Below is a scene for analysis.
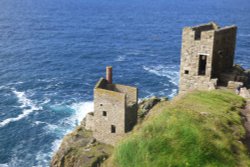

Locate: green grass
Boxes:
[109,90,250,167]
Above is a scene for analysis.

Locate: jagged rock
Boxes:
[160,97,168,101]
[138,96,168,120]
[90,138,96,144]
[50,125,113,167]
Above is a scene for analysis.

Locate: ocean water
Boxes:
[0,0,249,166]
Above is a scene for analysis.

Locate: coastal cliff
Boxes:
[51,90,250,167]
[51,97,166,167]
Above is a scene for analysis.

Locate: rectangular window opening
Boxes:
[198,55,207,76]
[194,30,201,40]
[102,111,107,116]
[184,70,189,74]
[111,125,116,133]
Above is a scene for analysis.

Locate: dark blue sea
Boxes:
[0,0,249,166]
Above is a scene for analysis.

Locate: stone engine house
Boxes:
[179,22,248,94]
[85,66,138,146]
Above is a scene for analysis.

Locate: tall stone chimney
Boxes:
[106,66,112,84]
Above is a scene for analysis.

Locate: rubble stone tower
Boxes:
[179,22,237,94]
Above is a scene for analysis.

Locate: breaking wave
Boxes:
[49,101,94,154]
[143,65,179,98]
[0,89,42,128]
[0,86,7,90]
[143,65,179,86]
[69,101,94,125]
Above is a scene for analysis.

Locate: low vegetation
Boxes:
[108,90,250,167]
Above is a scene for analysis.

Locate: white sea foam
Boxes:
[51,139,63,154]
[69,101,94,125]
[46,123,59,132]
[0,86,7,90]
[143,65,179,86]
[35,151,50,167]
[5,81,23,87]
[41,97,51,105]
[0,89,42,128]
[144,91,156,99]
[29,101,94,166]
[0,164,9,167]
[239,34,250,37]
[49,101,94,154]
[115,55,126,62]
[126,50,142,56]
[143,65,179,98]
[34,139,63,167]
[169,88,178,98]
[34,121,47,125]
[6,156,23,167]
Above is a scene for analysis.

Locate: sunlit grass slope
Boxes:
[109,90,250,167]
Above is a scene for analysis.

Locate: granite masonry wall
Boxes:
[86,78,138,146]
[212,26,237,78]
[93,87,126,146]
[179,22,238,94]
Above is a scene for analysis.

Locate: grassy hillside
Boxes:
[107,90,250,167]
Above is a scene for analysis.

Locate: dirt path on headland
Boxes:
[241,99,250,152]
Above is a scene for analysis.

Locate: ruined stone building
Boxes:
[85,66,138,146]
[179,22,249,94]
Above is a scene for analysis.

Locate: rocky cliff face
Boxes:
[50,97,167,167]
[50,124,113,167]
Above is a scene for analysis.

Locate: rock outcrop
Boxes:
[50,124,113,167]
[137,96,168,121]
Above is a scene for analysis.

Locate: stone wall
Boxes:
[114,84,138,104]
[94,77,108,89]
[240,88,250,99]
[90,78,138,146]
[227,81,243,90]
[113,84,138,132]
[93,88,126,146]
[85,112,94,130]
[125,103,138,132]
[179,22,238,94]
[212,26,237,78]
[219,65,249,86]
[179,23,216,94]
